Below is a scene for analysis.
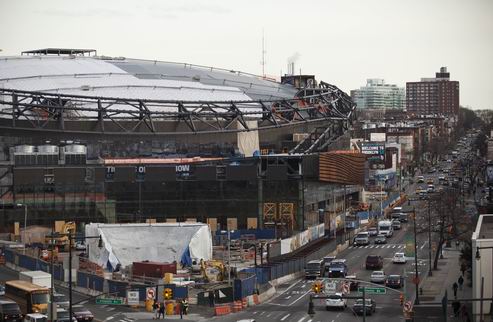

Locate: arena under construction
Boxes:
[0,48,361,235]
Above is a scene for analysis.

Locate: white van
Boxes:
[378,220,393,237]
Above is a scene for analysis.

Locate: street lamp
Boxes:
[16,203,27,253]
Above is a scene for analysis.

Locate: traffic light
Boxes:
[311,281,323,293]
[163,288,173,300]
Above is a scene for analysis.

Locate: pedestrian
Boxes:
[182,298,188,315]
[158,301,165,319]
[152,300,159,319]
[453,282,459,299]
[208,291,215,307]
[461,263,467,277]
[458,275,464,291]
[455,240,460,249]
[452,300,461,317]
[179,300,183,319]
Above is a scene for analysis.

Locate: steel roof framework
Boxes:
[0,82,355,135]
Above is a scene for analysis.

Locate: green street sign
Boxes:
[96,298,125,305]
[358,287,386,294]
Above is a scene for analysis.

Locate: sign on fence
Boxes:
[127,291,139,306]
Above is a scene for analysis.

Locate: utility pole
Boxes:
[428,198,432,276]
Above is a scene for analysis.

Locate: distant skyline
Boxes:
[0,0,492,110]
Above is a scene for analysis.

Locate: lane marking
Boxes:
[297,317,307,322]
[267,313,272,317]
[281,314,290,321]
[107,308,115,311]
[284,296,292,300]
[289,290,310,306]
[80,300,88,305]
[364,245,369,249]
[104,317,114,321]
[253,311,258,315]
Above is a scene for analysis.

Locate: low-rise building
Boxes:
[472,214,493,320]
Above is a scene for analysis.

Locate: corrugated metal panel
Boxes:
[319,152,365,185]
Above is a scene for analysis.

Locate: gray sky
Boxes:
[1,0,492,110]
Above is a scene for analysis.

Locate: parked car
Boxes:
[374,234,387,244]
[385,275,404,289]
[353,299,377,316]
[370,271,386,284]
[365,255,383,270]
[72,307,94,322]
[392,252,407,264]
[325,293,347,310]
[368,227,378,237]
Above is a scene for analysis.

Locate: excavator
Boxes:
[199,259,225,282]
[44,221,76,251]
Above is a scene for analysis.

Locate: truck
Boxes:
[304,259,323,279]
[378,220,393,237]
[327,259,348,278]
[19,271,51,289]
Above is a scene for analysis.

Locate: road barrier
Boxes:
[214,304,231,316]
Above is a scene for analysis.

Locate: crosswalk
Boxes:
[348,244,405,249]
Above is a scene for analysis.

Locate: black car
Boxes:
[385,275,404,289]
[365,255,383,270]
[73,307,94,322]
[353,299,376,315]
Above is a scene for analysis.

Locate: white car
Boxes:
[392,252,407,264]
[75,241,86,251]
[370,271,386,284]
[325,292,347,310]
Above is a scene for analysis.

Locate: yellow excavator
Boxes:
[44,221,76,251]
[200,259,225,282]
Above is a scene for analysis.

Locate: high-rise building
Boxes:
[406,67,459,115]
[351,79,405,109]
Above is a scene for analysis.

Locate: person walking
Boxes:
[182,298,189,315]
[179,300,183,320]
[158,301,165,319]
[453,282,459,299]
[461,263,467,277]
[208,291,215,307]
[458,275,464,291]
[152,300,159,320]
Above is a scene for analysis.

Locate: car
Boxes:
[353,298,376,315]
[392,252,407,264]
[374,234,387,244]
[370,270,386,283]
[385,275,404,289]
[53,293,69,308]
[75,241,86,251]
[72,307,94,322]
[325,292,347,310]
[391,220,401,230]
[427,178,434,184]
[417,176,425,183]
[0,284,4,296]
[365,255,383,270]
[56,308,77,322]
[354,232,370,246]
[327,259,348,278]
[368,227,378,237]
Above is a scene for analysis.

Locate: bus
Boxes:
[4,280,49,315]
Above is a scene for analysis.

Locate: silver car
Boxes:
[370,271,386,284]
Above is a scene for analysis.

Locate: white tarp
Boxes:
[85,223,212,269]
[237,120,260,157]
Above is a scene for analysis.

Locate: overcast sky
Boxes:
[0,0,492,110]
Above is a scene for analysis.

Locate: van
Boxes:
[0,300,22,322]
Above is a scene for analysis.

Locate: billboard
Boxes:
[370,133,386,142]
[361,142,385,161]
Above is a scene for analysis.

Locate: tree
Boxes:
[427,188,473,270]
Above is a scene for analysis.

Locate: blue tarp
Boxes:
[180,246,192,267]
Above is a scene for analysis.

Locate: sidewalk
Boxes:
[418,246,472,321]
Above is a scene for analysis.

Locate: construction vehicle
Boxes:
[44,222,76,251]
[199,259,225,282]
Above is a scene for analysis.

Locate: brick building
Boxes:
[406,67,459,116]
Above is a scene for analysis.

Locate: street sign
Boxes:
[358,287,386,294]
[95,298,125,305]
[146,287,156,300]
[325,281,336,293]
[403,301,412,312]
[127,291,139,306]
